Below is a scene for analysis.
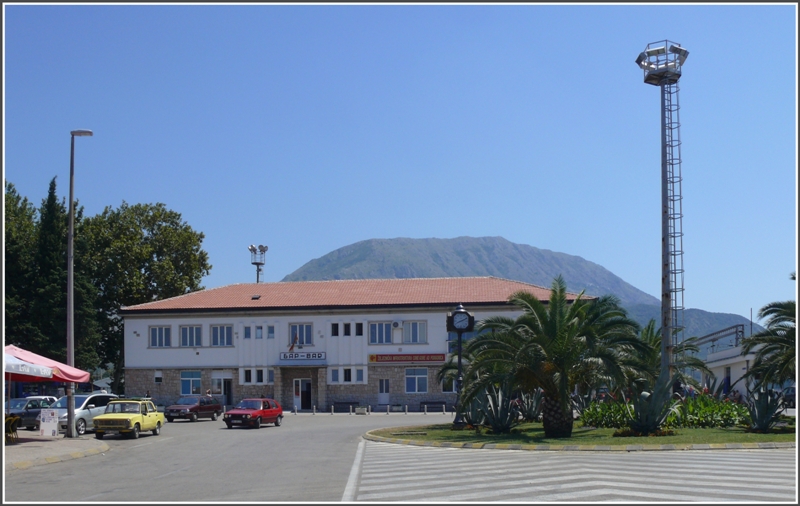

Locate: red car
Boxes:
[223,398,283,429]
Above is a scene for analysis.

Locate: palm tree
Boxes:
[464,275,643,438]
[622,319,715,392]
[740,299,796,388]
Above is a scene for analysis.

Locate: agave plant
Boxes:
[480,381,521,434]
[745,381,785,432]
[519,388,544,422]
[460,388,487,427]
[625,370,682,435]
[571,391,593,418]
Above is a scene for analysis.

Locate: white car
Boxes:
[38,393,118,435]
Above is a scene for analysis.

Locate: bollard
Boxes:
[368,405,371,415]
[387,404,390,415]
[313,405,316,415]
[405,404,408,415]
[331,405,334,415]
[442,404,446,415]
[424,404,427,415]
[349,405,353,415]
[294,405,297,415]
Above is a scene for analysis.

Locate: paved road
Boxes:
[346,441,798,502]
[3,412,441,502]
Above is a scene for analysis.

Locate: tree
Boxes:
[82,202,212,394]
[622,319,715,392]
[4,181,44,349]
[740,294,796,388]
[464,275,643,438]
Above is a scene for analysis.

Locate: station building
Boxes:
[120,277,574,411]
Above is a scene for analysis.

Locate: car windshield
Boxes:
[105,402,141,414]
[175,397,199,406]
[50,395,90,409]
[5,399,29,410]
[236,400,262,410]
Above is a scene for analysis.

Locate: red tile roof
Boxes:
[120,276,583,314]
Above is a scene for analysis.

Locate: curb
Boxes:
[363,430,796,452]
[5,442,110,472]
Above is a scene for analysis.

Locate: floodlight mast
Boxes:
[636,40,688,378]
[249,244,268,283]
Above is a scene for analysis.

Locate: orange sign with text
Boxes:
[368,354,446,363]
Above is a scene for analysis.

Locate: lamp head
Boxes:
[248,245,257,253]
[258,245,268,253]
[71,130,93,137]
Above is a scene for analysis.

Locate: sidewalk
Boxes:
[4,431,109,472]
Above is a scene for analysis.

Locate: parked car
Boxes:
[783,386,795,409]
[38,392,118,435]
[164,395,223,422]
[5,396,58,430]
[223,398,283,429]
[93,398,165,439]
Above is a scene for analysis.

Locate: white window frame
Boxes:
[356,368,364,382]
[180,325,202,347]
[244,369,252,383]
[211,325,233,347]
[255,326,263,339]
[267,368,275,384]
[405,368,428,394]
[181,371,202,395]
[343,368,352,383]
[267,325,275,339]
[331,369,339,383]
[442,376,456,393]
[403,321,427,344]
[369,322,392,344]
[290,323,313,346]
[149,326,171,348]
[243,326,252,339]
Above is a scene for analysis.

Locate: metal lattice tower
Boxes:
[636,40,689,376]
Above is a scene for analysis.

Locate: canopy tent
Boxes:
[4,345,90,383]
[4,353,54,381]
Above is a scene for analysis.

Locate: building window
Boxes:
[180,325,202,347]
[243,326,251,339]
[343,323,351,336]
[356,368,364,382]
[343,368,352,383]
[369,322,392,344]
[256,326,263,339]
[150,326,171,348]
[181,371,202,395]
[154,371,163,384]
[355,323,363,336]
[290,323,313,347]
[405,368,428,394]
[211,325,233,347]
[267,326,275,339]
[267,368,275,383]
[244,369,252,383]
[331,323,339,336]
[403,321,427,344]
[211,378,223,395]
[256,369,264,383]
[447,331,477,353]
[331,369,339,383]
[442,377,456,393]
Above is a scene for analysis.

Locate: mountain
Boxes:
[282,236,758,340]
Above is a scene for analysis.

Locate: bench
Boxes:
[419,401,448,413]
[333,401,360,413]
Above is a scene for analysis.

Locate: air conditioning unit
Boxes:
[392,320,403,329]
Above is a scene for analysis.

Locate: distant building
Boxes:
[120,277,578,410]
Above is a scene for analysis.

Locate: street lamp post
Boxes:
[66,129,92,438]
[446,303,474,428]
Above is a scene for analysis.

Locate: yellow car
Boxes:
[93,399,165,439]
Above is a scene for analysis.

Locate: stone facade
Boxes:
[125,364,458,412]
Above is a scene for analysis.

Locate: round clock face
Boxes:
[453,312,469,329]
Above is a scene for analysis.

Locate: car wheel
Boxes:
[130,424,140,439]
[152,423,161,436]
[190,413,198,422]
[76,418,86,436]
[211,412,218,421]
[275,415,282,427]
[226,423,233,429]
[253,417,261,429]
[166,417,174,423]
[95,432,104,440]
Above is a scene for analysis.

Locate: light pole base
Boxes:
[451,420,468,430]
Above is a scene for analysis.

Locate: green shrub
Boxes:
[666,394,749,428]
[579,399,629,429]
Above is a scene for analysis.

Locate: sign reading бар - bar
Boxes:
[368,354,445,363]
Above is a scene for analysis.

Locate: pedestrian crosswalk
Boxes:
[345,441,797,502]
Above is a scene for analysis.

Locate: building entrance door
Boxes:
[378,379,390,405]
[293,378,312,410]
[223,379,232,407]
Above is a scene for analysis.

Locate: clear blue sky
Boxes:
[3,4,797,322]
